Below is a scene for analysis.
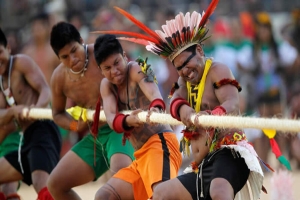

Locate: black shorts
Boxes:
[177,148,250,200]
[5,120,62,185]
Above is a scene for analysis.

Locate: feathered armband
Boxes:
[213,79,242,92]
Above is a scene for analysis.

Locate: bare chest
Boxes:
[63,68,103,108]
[189,80,219,111]
[1,72,37,106]
[116,82,150,111]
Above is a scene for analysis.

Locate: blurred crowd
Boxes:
[1,0,300,170]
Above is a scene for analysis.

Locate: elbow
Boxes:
[226,101,240,114]
[52,112,61,125]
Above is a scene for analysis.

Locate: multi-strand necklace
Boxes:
[68,44,89,82]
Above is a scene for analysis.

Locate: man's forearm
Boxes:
[0,122,18,143]
[35,88,51,108]
[0,109,14,126]
[53,111,75,131]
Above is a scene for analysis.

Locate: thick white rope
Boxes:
[23,108,300,133]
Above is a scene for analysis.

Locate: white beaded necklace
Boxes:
[69,44,88,77]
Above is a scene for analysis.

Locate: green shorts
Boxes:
[58,126,69,140]
[0,131,22,157]
[72,124,135,179]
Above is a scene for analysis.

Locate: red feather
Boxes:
[117,37,150,46]
[199,0,219,28]
[114,6,162,43]
[91,30,159,44]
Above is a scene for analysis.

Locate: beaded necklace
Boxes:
[0,56,16,106]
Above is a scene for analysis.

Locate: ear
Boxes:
[80,37,84,45]
[196,44,204,56]
[123,51,128,62]
[6,44,12,54]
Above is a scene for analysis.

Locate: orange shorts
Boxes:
[113,132,182,199]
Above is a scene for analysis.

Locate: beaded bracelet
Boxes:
[69,120,78,131]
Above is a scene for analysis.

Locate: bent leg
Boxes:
[31,170,50,193]
[47,151,95,200]
[209,148,250,200]
[0,157,23,184]
[109,153,132,175]
[105,128,134,176]
[210,178,234,200]
[95,177,134,200]
[1,182,19,195]
[152,178,192,200]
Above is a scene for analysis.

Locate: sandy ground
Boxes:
[17,146,300,200]
[18,168,300,200]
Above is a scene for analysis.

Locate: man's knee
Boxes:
[47,173,62,195]
[152,183,168,200]
[46,175,55,193]
[94,188,103,200]
[210,178,234,200]
[94,184,122,200]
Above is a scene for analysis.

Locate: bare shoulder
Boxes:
[128,61,146,82]
[101,77,110,85]
[177,76,187,87]
[87,43,95,60]
[50,63,66,88]
[13,54,34,66]
[209,61,234,80]
[88,43,94,52]
[51,63,65,83]
[100,78,114,94]
[128,61,141,73]
[13,54,39,72]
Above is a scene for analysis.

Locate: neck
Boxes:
[69,44,89,75]
[0,56,11,77]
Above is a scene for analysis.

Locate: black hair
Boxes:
[94,34,123,66]
[0,28,7,47]
[184,44,197,53]
[50,22,81,56]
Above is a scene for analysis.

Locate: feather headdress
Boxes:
[93,0,219,61]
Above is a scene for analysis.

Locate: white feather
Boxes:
[162,24,171,37]
[155,30,167,43]
[175,13,184,33]
[184,12,191,27]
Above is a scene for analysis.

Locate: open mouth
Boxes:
[187,70,195,80]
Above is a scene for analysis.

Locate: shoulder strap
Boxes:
[187,59,212,112]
